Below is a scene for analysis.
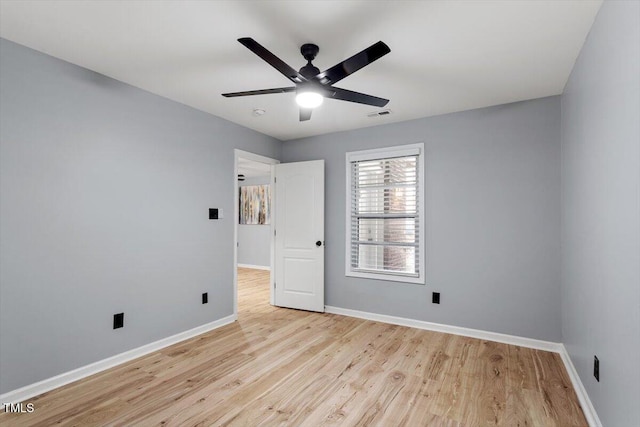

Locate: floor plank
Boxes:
[0,267,588,426]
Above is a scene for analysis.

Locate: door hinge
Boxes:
[274,229,276,236]
[274,177,277,183]
[274,282,276,289]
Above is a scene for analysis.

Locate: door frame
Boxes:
[233,149,279,319]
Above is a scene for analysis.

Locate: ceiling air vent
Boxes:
[367,109,392,118]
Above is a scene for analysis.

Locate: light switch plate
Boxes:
[209,208,223,220]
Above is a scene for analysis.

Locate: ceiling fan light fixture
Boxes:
[295,91,323,109]
[223,38,391,120]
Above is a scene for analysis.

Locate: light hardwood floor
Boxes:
[1,268,587,426]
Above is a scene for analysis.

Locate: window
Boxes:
[345,143,425,284]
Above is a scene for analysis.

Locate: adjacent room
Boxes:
[0,1,638,426]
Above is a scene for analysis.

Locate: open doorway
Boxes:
[233,150,279,319]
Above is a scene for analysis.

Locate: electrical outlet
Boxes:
[202,292,208,304]
[113,313,124,329]
[432,292,440,304]
[594,355,599,382]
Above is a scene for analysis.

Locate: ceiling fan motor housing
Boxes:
[299,43,321,79]
[300,43,319,61]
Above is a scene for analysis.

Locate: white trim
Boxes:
[345,143,426,285]
[237,263,271,271]
[347,144,422,162]
[346,270,424,285]
[324,305,562,353]
[0,315,236,404]
[269,165,276,306]
[233,150,279,317]
[558,344,602,427]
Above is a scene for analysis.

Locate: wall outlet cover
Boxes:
[432,292,440,304]
[113,313,124,329]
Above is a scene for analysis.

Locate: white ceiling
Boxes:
[0,0,601,141]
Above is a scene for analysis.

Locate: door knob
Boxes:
[316,240,322,247]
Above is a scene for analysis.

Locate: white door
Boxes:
[274,160,324,312]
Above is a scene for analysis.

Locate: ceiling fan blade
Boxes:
[299,108,312,121]
[222,87,296,97]
[313,41,390,86]
[328,87,389,107]
[238,38,307,84]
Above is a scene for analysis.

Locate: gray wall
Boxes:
[560,1,640,425]
[238,176,272,268]
[282,96,562,342]
[5,7,638,419]
[0,39,281,394]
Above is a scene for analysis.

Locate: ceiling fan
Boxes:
[222,38,391,121]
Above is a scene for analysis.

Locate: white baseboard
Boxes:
[237,263,271,271]
[0,314,237,404]
[324,306,562,352]
[558,344,602,427]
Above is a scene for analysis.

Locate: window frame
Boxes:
[345,143,426,285]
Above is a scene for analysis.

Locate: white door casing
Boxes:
[274,160,325,312]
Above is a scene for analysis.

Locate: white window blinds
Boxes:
[350,154,420,277]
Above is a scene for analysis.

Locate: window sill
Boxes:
[345,270,425,285]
